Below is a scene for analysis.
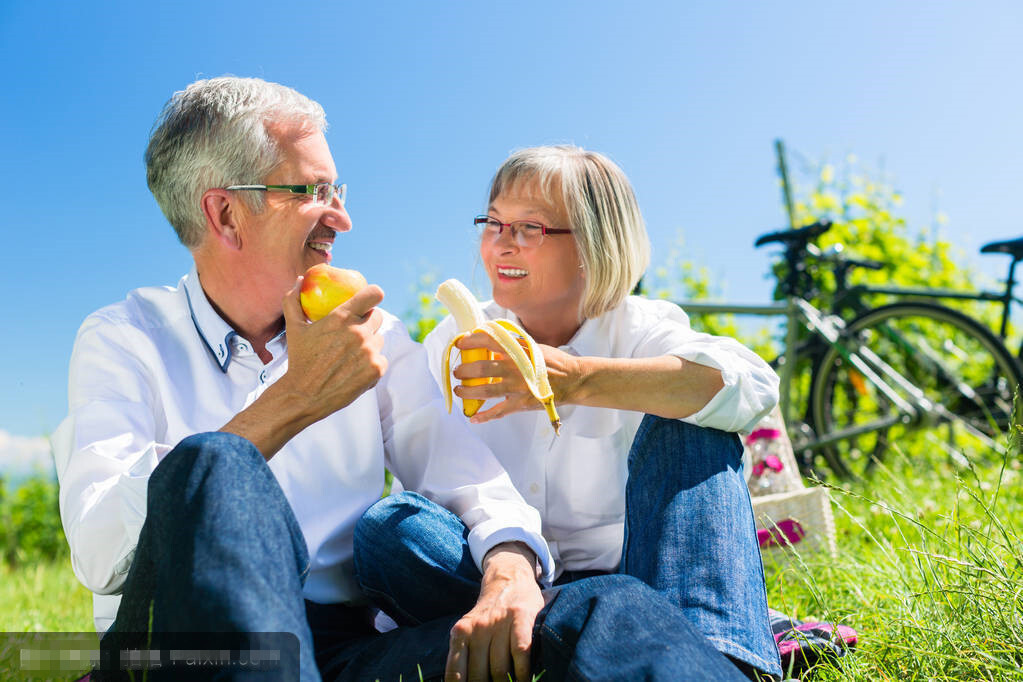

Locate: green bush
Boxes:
[0,475,68,566]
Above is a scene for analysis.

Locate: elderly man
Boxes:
[54,77,750,681]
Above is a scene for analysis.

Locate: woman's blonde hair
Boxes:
[488,145,650,319]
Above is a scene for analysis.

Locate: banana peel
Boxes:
[436,279,561,435]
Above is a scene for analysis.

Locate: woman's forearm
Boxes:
[558,355,724,420]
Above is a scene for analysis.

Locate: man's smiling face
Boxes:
[235,120,352,307]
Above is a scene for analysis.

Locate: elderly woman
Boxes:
[357,145,782,680]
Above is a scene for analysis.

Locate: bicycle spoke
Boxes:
[845,342,930,415]
[804,413,908,449]
[808,302,1021,479]
[931,404,1007,453]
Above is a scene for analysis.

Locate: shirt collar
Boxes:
[485,300,614,358]
[561,310,612,358]
[183,266,238,372]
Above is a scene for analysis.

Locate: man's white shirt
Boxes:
[423,296,779,577]
[53,269,553,633]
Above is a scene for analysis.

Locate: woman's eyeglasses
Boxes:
[474,216,571,248]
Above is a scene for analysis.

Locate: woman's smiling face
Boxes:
[480,180,586,341]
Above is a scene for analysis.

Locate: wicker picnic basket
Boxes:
[743,407,837,566]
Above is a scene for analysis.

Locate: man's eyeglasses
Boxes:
[474,216,571,248]
[225,183,347,207]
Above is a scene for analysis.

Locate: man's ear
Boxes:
[200,189,243,250]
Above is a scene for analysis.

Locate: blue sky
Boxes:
[1,0,1022,459]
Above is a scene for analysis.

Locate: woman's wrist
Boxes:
[558,354,597,406]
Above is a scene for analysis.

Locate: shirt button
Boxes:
[529,483,540,494]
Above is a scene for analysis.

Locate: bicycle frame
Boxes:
[681,297,956,452]
[840,283,1022,343]
[681,221,1023,465]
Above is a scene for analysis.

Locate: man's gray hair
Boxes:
[145,76,327,248]
[488,145,650,319]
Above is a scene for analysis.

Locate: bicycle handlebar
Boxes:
[754,220,832,249]
[811,244,883,270]
[753,220,1018,314]
[833,253,884,272]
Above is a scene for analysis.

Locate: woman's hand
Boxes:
[451,332,582,424]
[452,331,728,422]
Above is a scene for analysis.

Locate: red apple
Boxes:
[300,264,368,321]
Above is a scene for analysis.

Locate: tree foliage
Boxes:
[402,273,448,343]
[780,154,1000,332]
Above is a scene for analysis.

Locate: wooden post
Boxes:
[775,139,797,230]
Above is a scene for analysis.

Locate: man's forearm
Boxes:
[219,379,319,460]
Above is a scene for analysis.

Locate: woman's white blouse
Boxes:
[423,295,779,575]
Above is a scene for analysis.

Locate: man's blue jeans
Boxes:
[101,431,750,681]
[355,416,782,679]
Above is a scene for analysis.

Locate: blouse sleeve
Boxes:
[630,299,779,433]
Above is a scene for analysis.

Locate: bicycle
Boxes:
[679,220,1023,479]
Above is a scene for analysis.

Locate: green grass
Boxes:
[765,441,1023,680]
[2,443,1021,680]
[0,558,92,632]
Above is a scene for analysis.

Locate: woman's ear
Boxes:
[200,189,243,250]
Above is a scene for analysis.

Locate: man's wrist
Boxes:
[261,373,322,423]
[219,378,317,459]
[482,541,542,582]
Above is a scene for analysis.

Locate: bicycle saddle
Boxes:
[980,237,1023,260]
[754,220,832,249]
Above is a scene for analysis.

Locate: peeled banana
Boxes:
[435,279,561,434]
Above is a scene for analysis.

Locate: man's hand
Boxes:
[279,276,388,420]
[220,277,387,458]
[446,543,543,682]
[452,333,582,424]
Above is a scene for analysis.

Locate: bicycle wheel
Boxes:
[808,302,1022,479]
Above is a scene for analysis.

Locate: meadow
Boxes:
[767,442,1023,680]
[3,433,1021,680]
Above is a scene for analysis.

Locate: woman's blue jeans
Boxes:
[355,416,782,679]
[101,430,752,681]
